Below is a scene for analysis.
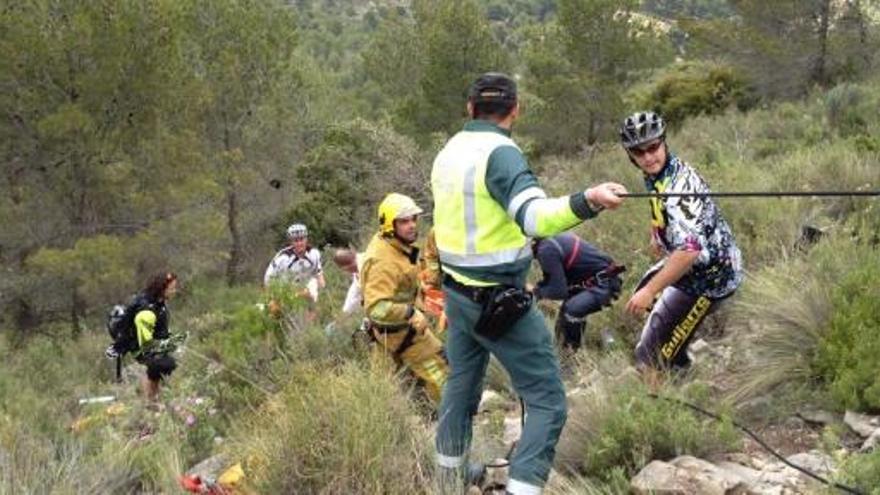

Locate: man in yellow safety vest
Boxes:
[431,72,627,494]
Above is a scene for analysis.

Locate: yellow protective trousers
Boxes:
[371,326,448,404]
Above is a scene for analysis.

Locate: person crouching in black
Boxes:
[530,234,624,358]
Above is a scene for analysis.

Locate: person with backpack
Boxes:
[105,272,180,401]
[263,223,325,320]
[618,111,742,381]
[529,233,625,359]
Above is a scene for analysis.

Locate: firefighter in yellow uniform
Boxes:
[361,193,448,403]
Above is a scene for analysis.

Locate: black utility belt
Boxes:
[443,277,497,304]
[573,263,627,289]
[444,278,533,341]
[369,322,410,334]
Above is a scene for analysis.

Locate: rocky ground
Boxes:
[464,336,880,494]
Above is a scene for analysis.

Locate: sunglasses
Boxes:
[629,140,663,157]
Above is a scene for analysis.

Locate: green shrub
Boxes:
[825,83,873,137]
[645,62,755,126]
[583,382,738,480]
[836,449,880,495]
[815,250,880,412]
[725,235,880,413]
[231,362,431,494]
[723,256,831,407]
[285,119,431,246]
[556,356,740,482]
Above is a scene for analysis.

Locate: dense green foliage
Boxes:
[638,61,755,125]
[683,0,877,100]
[522,0,672,153]
[816,250,880,412]
[287,119,430,246]
[836,449,880,495]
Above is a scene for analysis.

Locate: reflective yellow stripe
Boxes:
[422,359,446,387]
[442,266,498,287]
[438,246,531,267]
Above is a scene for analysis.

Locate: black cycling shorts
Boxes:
[143,354,177,381]
[634,286,728,369]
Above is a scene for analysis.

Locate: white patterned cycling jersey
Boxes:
[644,154,743,299]
[263,246,323,287]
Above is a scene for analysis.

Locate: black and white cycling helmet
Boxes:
[286,223,308,240]
[620,111,666,149]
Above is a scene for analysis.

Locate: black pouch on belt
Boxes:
[474,286,533,341]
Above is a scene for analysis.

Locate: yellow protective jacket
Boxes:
[361,232,420,328]
[419,228,442,290]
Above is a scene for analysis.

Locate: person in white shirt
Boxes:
[263,223,325,319]
[333,248,365,315]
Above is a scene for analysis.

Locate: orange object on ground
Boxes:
[178,475,226,494]
[179,463,244,494]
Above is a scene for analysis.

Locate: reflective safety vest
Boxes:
[431,130,531,286]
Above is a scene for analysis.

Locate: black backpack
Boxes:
[106,296,147,354]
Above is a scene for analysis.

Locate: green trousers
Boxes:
[435,286,567,494]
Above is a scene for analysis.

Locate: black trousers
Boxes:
[555,278,619,351]
[634,286,727,369]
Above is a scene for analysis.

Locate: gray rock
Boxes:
[631,456,748,495]
[715,461,800,494]
[503,415,522,446]
[797,408,836,426]
[844,410,880,438]
[186,453,229,480]
[689,338,712,357]
[631,460,696,495]
[861,429,880,453]
[482,458,509,493]
[776,450,836,481]
[478,390,506,413]
[670,456,750,493]
[782,416,807,430]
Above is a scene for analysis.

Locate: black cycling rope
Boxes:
[648,393,866,495]
[620,190,879,198]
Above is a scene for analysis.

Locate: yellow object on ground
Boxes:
[106,402,128,416]
[218,462,245,486]
[70,402,129,433]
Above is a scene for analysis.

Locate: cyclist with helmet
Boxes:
[263,223,325,318]
[360,193,448,404]
[619,111,742,378]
